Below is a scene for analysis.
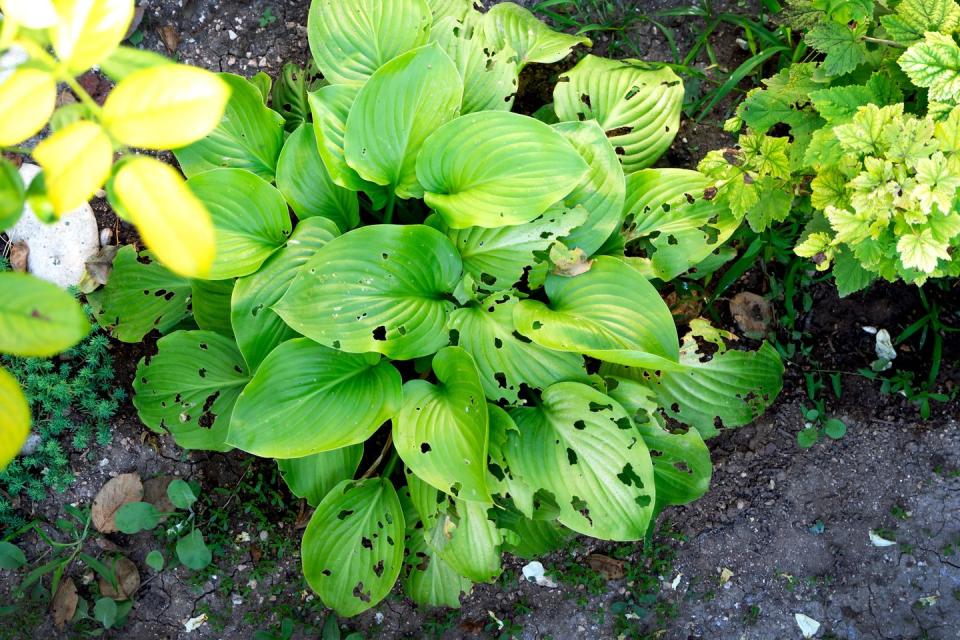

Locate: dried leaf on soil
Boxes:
[51,577,78,629]
[99,556,140,600]
[729,291,773,339]
[9,241,28,272]
[585,553,626,580]
[85,244,120,287]
[159,25,180,54]
[143,475,175,523]
[92,473,143,533]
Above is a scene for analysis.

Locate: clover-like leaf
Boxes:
[302,478,405,616]
[277,445,363,507]
[394,347,491,502]
[275,224,462,360]
[481,2,590,68]
[229,338,402,458]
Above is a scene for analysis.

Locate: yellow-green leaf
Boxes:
[51,0,135,72]
[102,65,231,150]
[0,68,56,146]
[0,271,90,357]
[0,367,30,471]
[0,0,58,28]
[32,120,113,216]
[110,157,215,278]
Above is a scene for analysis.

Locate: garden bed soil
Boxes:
[2,1,959,639]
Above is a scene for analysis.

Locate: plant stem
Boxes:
[1,145,33,156]
[383,192,396,224]
[360,432,394,480]
[381,450,400,478]
[863,36,906,48]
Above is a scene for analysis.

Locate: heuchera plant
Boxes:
[91,0,783,615]
[711,0,960,295]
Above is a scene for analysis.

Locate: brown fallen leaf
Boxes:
[729,292,773,340]
[99,556,140,600]
[458,618,486,634]
[92,473,143,533]
[250,544,262,564]
[51,577,78,629]
[95,537,121,552]
[158,24,180,54]
[586,553,626,580]
[665,290,703,321]
[143,475,175,523]
[9,241,28,273]
[85,244,120,287]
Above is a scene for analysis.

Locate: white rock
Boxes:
[184,614,207,632]
[6,163,99,288]
[228,30,238,40]
[19,433,43,456]
[869,529,897,547]
[794,613,820,638]
[521,561,558,588]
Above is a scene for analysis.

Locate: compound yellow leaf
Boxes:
[111,156,215,278]
[103,65,231,150]
[51,0,134,72]
[0,367,30,471]
[0,0,58,28]
[0,68,56,146]
[32,120,113,216]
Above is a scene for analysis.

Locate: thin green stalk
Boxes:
[383,192,396,224]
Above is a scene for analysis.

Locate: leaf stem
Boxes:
[383,192,396,224]
[360,432,394,480]
[862,36,906,48]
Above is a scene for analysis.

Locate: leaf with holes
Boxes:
[513,256,680,370]
[417,111,588,228]
[275,224,462,360]
[427,0,475,21]
[446,292,589,404]
[403,521,472,607]
[394,347,490,502]
[230,218,337,372]
[435,499,502,582]
[302,478,405,616]
[229,338,402,458]
[278,445,364,507]
[133,330,249,451]
[554,56,683,173]
[187,168,291,279]
[495,508,571,559]
[481,2,590,69]
[505,382,656,540]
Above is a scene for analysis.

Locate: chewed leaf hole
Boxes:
[420,442,431,453]
[337,509,355,520]
[617,463,645,488]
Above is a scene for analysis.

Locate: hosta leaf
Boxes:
[487,403,542,516]
[446,293,589,404]
[276,124,359,233]
[899,32,960,101]
[51,0,133,72]
[430,16,519,113]
[132,330,249,451]
[345,43,463,199]
[481,2,590,68]
[427,0,475,21]
[394,347,490,502]
[0,367,30,470]
[418,111,588,228]
[505,382,656,540]
[88,246,191,343]
[190,278,234,337]
[187,169,292,279]
[427,205,586,291]
[271,61,323,132]
[435,499,501,582]
[307,0,432,85]
[513,256,681,370]
[302,479,405,616]
[402,524,471,608]
[308,85,390,208]
[553,56,684,173]
[552,121,626,256]
[0,272,89,357]
[495,509,571,559]
[175,73,285,181]
[0,68,56,147]
[275,225,462,360]
[278,445,363,507]
[232,217,339,370]
[880,0,960,44]
[804,22,867,77]
[229,338,402,458]
[623,169,738,281]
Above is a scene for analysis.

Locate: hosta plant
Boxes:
[712,0,960,294]
[93,0,783,616]
[0,0,229,467]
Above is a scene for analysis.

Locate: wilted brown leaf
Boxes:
[143,475,175,523]
[9,241,28,273]
[729,292,773,339]
[85,244,120,287]
[92,473,143,533]
[51,577,78,629]
[158,25,180,54]
[586,553,626,580]
[99,556,141,600]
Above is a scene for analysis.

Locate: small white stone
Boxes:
[228,30,237,40]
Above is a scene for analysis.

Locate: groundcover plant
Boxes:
[85,0,783,615]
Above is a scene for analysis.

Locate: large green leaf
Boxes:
[495,508,571,559]
[446,292,589,404]
[513,256,681,370]
[277,445,363,507]
[552,120,626,256]
[276,123,359,233]
[174,73,285,180]
[418,111,588,228]
[271,61,323,132]
[429,17,519,113]
[187,168,292,279]
[307,0,432,85]
[436,499,501,582]
[427,0,475,21]
[132,330,248,451]
[345,43,463,199]
[231,217,339,370]
[275,224,462,360]
[481,2,590,69]
[487,403,543,517]
[623,169,739,281]
[402,523,471,607]
[0,272,89,357]
[505,382,656,540]
[394,347,490,502]
[88,246,191,343]
[427,205,586,291]
[228,338,402,458]
[190,278,233,337]
[554,56,683,173]
[302,478,405,616]
[308,84,389,207]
